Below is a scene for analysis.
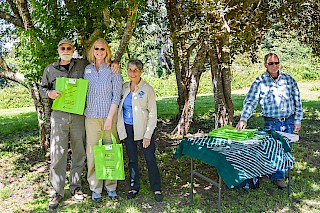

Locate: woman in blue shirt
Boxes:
[117,59,163,202]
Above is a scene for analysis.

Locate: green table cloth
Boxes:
[174,130,294,188]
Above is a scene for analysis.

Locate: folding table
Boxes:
[175,130,298,212]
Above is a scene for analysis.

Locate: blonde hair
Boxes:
[87,38,112,66]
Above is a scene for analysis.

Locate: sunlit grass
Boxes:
[0,80,319,212]
[0,186,11,201]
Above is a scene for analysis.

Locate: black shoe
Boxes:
[127,190,139,199]
[154,192,163,202]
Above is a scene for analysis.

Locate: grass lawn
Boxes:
[0,81,320,212]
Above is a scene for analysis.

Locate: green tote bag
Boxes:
[93,131,125,180]
[52,77,88,115]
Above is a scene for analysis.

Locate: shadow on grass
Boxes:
[0,96,319,212]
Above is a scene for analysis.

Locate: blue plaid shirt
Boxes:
[84,63,123,118]
[240,71,303,124]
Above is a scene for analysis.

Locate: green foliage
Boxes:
[144,74,177,97]
[0,84,33,109]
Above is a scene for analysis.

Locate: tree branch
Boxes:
[114,1,138,62]
[7,0,22,20]
[64,0,76,13]
[16,0,33,30]
[0,10,23,27]
[0,56,26,85]
[186,34,203,59]
[103,8,111,27]
[52,0,59,20]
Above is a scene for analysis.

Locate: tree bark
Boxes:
[114,1,138,62]
[171,42,207,135]
[0,11,23,27]
[16,0,33,30]
[208,34,234,128]
[29,84,52,150]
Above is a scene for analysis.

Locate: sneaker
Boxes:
[71,187,84,201]
[48,193,63,210]
[107,190,118,200]
[127,190,139,199]
[92,191,102,201]
[154,191,163,202]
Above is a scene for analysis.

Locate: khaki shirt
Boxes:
[117,78,157,140]
[39,58,89,98]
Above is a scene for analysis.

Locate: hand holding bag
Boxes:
[94,131,125,180]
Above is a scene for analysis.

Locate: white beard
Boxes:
[59,53,73,61]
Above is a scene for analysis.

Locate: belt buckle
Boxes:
[279,117,286,122]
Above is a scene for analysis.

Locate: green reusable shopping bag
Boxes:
[208,125,256,141]
[93,131,125,180]
[52,77,88,115]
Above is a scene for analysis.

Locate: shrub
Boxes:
[0,83,33,109]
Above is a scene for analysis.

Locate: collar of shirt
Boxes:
[264,70,284,81]
[52,58,75,70]
[90,62,107,72]
[124,78,146,93]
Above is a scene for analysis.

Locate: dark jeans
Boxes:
[124,124,161,192]
[264,116,294,180]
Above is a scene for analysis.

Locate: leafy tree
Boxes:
[0,0,142,149]
[164,0,318,135]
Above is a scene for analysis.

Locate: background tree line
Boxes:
[0,0,319,150]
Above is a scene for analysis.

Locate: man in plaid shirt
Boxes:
[236,53,303,189]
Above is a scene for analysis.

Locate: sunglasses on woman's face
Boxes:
[94,48,105,51]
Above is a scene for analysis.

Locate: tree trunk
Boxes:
[29,84,52,150]
[208,34,234,128]
[172,43,207,135]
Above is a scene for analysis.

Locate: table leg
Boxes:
[288,168,291,196]
[189,158,221,212]
[218,175,221,213]
[190,158,194,204]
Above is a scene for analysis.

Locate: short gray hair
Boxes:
[127,59,144,71]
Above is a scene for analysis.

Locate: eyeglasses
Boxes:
[94,48,105,51]
[267,62,280,65]
[59,46,73,51]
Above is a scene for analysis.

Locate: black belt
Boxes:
[263,114,294,122]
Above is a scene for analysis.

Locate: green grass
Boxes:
[0,108,38,136]
[0,81,320,212]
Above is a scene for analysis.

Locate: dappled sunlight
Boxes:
[1,80,320,212]
[125,206,141,212]
[310,183,320,191]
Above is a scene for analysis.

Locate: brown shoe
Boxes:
[274,180,287,189]
[48,193,63,210]
[260,176,271,182]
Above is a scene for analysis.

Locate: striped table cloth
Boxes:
[174,130,294,188]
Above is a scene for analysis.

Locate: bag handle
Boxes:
[98,130,117,146]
